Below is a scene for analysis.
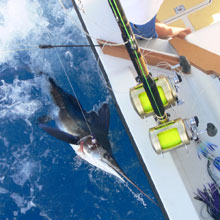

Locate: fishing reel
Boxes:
[129,56,190,119]
[130,74,183,118]
[149,116,218,154]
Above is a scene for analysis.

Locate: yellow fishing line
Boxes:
[158,128,182,149]
[139,86,168,113]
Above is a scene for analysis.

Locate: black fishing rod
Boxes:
[108,0,167,123]
[39,44,103,49]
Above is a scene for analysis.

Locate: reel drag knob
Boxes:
[207,123,218,137]
[179,56,191,74]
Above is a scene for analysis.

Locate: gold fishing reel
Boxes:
[130,75,177,118]
[149,116,218,154]
[149,118,190,154]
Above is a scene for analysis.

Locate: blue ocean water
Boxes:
[0,1,164,219]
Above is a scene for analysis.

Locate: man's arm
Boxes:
[155,19,191,39]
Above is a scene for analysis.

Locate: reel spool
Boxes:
[130,75,177,118]
[149,118,190,154]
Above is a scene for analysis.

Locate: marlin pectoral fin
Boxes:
[39,123,80,144]
[38,115,52,124]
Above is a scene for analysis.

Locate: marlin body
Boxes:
[39,78,157,204]
[47,77,122,179]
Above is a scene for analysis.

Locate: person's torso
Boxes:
[120,0,164,25]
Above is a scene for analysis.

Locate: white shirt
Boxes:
[120,0,164,25]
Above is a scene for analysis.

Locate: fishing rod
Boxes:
[108,0,167,123]
[39,44,103,49]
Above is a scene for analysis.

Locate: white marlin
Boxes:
[39,77,157,204]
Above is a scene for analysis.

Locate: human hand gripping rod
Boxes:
[108,0,167,123]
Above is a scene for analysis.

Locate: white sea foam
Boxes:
[0,0,82,78]
[0,0,47,63]
[11,162,31,186]
[124,181,148,207]
[10,192,36,214]
[0,176,5,183]
[20,200,36,214]
[10,193,25,207]
[0,134,9,147]
[72,155,84,170]
[11,160,35,186]
[0,186,8,194]
[0,77,43,119]
[39,211,52,220]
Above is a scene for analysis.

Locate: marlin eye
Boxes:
[103,153,110,159]
[88,144,93,149]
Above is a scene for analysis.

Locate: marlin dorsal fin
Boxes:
[86,103,110,135]
[49,77,80,109]
[97,103,110,134]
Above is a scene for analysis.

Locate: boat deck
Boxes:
[75,0,220,219]
[158,0,220,31]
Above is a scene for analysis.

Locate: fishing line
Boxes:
[155,61,182,76]
[5,43,40,47]
[94,43,130,94]
[67,0,147,46]
[46,29,94,137]
[0,47,39,54]
[135,35,153,42]
[0,43,40,54]
[58,0,127,47]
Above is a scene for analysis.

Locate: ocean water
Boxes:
[0,0,164,219]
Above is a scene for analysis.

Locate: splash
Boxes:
[124,181,148,207]
[0,77,43,119]
[0,0,82,75]
[10,159,36,186]
[0,0,42,38]
[0,0,48,63]
[0,186,8,194]
[10,192,36,214]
